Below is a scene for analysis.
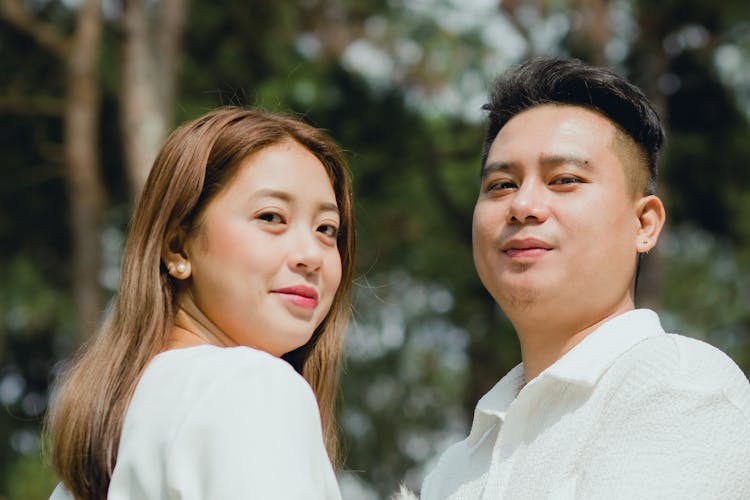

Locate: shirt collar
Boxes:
[466,364,524,447]
[542,308,664,386]
[466,309,664,447]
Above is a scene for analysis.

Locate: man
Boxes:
[420,58,750,499]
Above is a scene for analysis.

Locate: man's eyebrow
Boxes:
[538,153,592,169]
[480,161,515,179]
[481,155,593,179]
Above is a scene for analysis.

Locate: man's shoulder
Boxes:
[626,331,746,380]
[610,331,750,418]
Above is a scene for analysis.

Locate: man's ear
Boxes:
[635,195,666,254]
[162,226,191,279]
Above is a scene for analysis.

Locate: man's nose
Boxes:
[507,180,550,224]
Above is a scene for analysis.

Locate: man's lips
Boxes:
[502,238,553,258]
[272,285,319,309]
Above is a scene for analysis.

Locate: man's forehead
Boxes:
[481,153,595,179]
[496,107,615,150]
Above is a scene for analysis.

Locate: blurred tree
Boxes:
[120,0,189,193]
[1,0,105,339]
[628,0,750,367]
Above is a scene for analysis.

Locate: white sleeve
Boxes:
[49,483,73,500]
[165,361,342,500]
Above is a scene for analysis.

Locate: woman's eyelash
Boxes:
[318,224,339,237]
[258,212,283,223]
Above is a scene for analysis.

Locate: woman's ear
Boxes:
[635,194,666,254]
[162,226,192,279]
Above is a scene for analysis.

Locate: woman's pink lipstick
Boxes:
[272,285,319,310]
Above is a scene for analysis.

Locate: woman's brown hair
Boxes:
[46,107,354,499]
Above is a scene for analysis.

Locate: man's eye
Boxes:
[486,180,516,191]
[552,176,582,185]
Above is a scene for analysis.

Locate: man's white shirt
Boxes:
[421,309,750,500]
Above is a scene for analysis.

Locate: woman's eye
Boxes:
[317,224,339,238]
[258,212,283,224]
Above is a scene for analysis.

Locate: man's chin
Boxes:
[495,286,544,313]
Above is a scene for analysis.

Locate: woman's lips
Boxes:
[272,285,319,310]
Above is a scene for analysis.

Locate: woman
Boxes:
[47,107,354,499]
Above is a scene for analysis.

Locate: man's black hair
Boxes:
[481,57,665,194]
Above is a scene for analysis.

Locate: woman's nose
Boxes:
[289,229,323,274]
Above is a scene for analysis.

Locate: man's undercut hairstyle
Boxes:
[481,57,665,195]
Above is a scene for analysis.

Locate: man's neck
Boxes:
[518,325,594,383]
[513,303,635,383]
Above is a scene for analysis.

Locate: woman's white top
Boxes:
[50,345,342,499]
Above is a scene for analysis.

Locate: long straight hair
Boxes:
[46,107,355,499]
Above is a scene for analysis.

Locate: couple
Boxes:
[48,57,750,499]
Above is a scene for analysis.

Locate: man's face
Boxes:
[472,104,649,325]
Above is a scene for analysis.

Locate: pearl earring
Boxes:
[176,263,187,274]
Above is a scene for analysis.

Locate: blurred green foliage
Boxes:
[3,450,58,500]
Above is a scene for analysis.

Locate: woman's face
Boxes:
[183,140,342,356]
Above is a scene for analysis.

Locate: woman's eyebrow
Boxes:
[318,202,339,214]
[252,188,292,202]
[252,189,338,214]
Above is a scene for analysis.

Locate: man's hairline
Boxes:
[482,102,654,198]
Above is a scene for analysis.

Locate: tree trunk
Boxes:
[573,0,610,65]
[120,0,166,194]
[120,0,189,195]
[156,0,189,129]
[65,0,105,337]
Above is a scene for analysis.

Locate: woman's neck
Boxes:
[166,302,238,350]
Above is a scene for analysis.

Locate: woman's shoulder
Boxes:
[112,347,328,499]
[149,345,306,390]
[120,345,319,453]
[49,482,73,500]
[153,344,288,370]
[126,345,315,425]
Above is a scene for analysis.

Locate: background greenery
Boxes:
[1,0,749,498]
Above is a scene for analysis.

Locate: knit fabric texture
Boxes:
[421,309,750,500]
